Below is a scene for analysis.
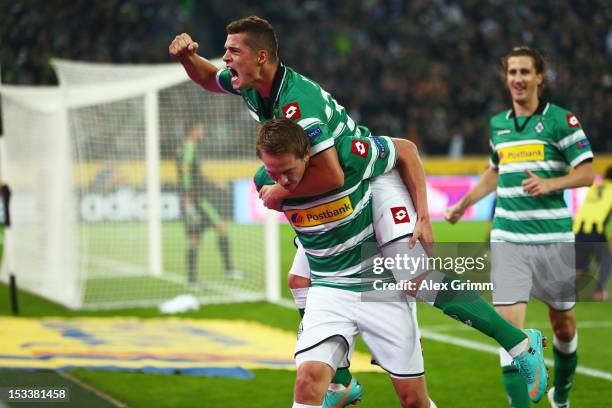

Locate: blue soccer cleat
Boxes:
[513,328,549,403]
[323,377,364,407]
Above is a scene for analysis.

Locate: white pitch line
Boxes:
[273,299,612,382]
[421,321,612,332]
[420,329,612,382]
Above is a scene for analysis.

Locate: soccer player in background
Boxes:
[177,121,242,284]
[573,165,611,301]
[170,19,548,405]
[445,46,595,408]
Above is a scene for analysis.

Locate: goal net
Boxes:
[0,59,280,310]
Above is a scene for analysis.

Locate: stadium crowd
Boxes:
[2,0,611,155]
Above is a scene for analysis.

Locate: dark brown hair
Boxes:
[227,16,278,62]
[256,118,309,158]
[501,46,548,95]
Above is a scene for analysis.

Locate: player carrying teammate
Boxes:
[170,19,549,404]
[255,118,437,408]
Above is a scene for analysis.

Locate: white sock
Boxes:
[290,287,309,310]
[554,331,578,354]
[498,347,514,367]
[292,403,321,408]
[507,337,529,359]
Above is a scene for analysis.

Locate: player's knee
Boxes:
[552,320,576,342]
[294,365,324,401]
[288,273,311,289]
[550,310,576,341]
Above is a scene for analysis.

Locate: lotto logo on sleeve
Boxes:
[565,114,580,128]
[351,140,369,158]
[282,102,302,120]
[391,207,410,224]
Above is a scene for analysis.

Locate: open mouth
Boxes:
[228,67,239,81]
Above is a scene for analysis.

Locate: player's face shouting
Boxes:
[223,33,261,90]
[505,56,543,105]
[260,151,309,192]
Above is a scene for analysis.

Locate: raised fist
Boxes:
[169,33,199,59]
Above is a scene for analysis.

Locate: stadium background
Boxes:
[1,1,611,407]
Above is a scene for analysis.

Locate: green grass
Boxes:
[2,221,611,407]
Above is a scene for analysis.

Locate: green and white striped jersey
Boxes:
[488,101,594,243]
[216,63,371,156]
[254,136,397,291]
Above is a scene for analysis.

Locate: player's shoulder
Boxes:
[543,102,583,132]
[279,66,328,124]
[336,136,374,164]
[489,109,512,125]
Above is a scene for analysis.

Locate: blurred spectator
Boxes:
[2,0,610,155]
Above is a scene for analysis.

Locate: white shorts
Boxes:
[491,242,576,311]
[295,286,424,378]
[288,169,416,279]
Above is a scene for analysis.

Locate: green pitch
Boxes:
[2,221,611,407]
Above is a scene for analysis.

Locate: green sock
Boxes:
[331,367,352,387]
[502,365,530,407]
[298,308,305,318]
[553,347,577,403]
[433,276,526,351]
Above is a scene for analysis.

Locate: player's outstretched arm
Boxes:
[394,138,434,246]
[259,148,345,210]
[445,166,498,224]
[169,33,224,93]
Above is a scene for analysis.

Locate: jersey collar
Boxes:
[260,63,286,119]
[269,62,286,104]
[509,99,547,133]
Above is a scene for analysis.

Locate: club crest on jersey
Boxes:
[391,207,410,224]
[282,102,302,120]
[534,122,544,134]
[565,114,580,128]
[351,140,369,158]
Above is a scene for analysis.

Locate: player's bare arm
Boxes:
[259,148,344,210]
[522,160,594,197]
[169,33,223,93]
[394,138,434,247]
[445,166,499,224]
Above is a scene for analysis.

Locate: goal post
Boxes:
[0,59,281,309]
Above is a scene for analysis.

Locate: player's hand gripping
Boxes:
[169,33,199,60]
[410,217,435,256]
[522,169,554,196]
[444,202,466,224]
[259,184,290,212]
